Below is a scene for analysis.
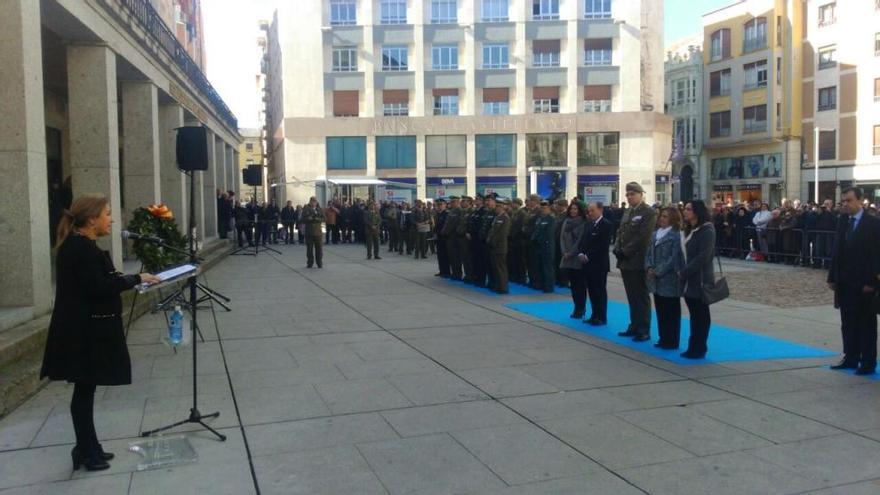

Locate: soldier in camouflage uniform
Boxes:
[476,194,497,287]
[441,196,463,280]
[301,196,325,268]
[364,201,382,260]
[385,203,401,253]
[531,200,557,293]
[488,198,511,294]
[412,199,430,259]
[458,196,474,283]
[433,198,450,276]
[614,182,657,342]
[507,198,527,283]
[523,194,542,289]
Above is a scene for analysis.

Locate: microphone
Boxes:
[122,230,164,244]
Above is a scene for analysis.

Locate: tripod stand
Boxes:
[141,169,226,441]
[231,184,281,256]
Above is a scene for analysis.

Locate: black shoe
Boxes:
[632,334,650,342]
[374,256,381,260]
[496,290,509,294]
[584,318,606,326]
[855,366,876,375]
[71,447,110,471]
[317,264,323,268]
[367,256,372,260]
[570,312,585,319]
[830,359,858,370]
[680,350,706,359]
[96,444,114,461]
[654,342,664,348]
[617,330,637,337]
[435,273,442,277]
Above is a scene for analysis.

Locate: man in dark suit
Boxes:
[579,202,612,325]
[827,187,880,374]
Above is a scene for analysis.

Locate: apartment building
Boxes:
[262,0,671,206]
[801,0,880,203]
[665,37,706,202]
[239,128,267,201]
[702,0,803,206]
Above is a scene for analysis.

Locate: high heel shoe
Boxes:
[71,447,111,471]
[96,443,115,461]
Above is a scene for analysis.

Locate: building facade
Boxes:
[702,0,804,207]
[239,128,267,201]
[1,0,240,317]
[664,37,706,203]
[262,0,672,206]
[800,0,880,203]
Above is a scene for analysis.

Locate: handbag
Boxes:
[701,255,730,305]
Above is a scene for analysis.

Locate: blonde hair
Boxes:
[55,194,109,251]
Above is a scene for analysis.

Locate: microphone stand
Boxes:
[140,169,226,441]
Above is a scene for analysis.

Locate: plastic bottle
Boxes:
[169,306,183,345]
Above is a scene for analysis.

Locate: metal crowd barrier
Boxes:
[714,226,836,268]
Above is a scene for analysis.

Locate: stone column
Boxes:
[203,128,217,238]
[231,148,240,197]
[0,0,51,311]
[215,136,227,192]
[158,104,187,233]
[67,44,123,267]
[121,82,161,223]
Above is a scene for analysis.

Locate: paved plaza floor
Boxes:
[2,243,880,494]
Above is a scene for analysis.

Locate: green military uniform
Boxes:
[441,200,463,279]
[301,204,325,268]
[524,207,540,288]
[614,183,658,339]
[488,208,511,293]
[531,208,557,293]
[458,201,473,282]
[412,205,430,259]
[476,205,496,287]
[364,207,382,259]
[385,205,400,253]
[508,201,527,283]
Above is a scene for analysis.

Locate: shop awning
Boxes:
[315,176,417,189]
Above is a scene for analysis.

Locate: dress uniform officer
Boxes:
[531,200,557,293]
[301,196,325,268]
[412,200,430,259]
[434,198,450,276]
[458,196,474,282]
[614,182,657,341]
[524,195,542,289]
[442,196,463,279]
[364,201,382,260]
[488,198,511,294]
[507,198,527,284]
[477,194,497,287]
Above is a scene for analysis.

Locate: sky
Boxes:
[203,0,734,129]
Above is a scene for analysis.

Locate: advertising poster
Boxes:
[583,186,613,205]
[536,171,565,201]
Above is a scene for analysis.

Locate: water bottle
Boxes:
[169,306,183,345]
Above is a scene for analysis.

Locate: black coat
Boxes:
[827,212,880,309]
[681,223,716,300]
[578,217,612,274]
[40,234,140,385]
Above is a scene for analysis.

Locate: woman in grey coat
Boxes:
[645,206,685,349]
[559,202,587,318]
[678,200,716,359]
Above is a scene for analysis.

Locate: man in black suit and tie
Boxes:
[827,187,880,375]
[578,202,613,326]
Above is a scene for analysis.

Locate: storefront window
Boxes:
[326,136,367,169]
[576,132,619,166]
[376,136,416,169]
[426,135,467,168]
[475,134,515,167]
[526,133,567,168]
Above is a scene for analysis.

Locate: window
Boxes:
[875,33,880,56]
[674,119,697,151]
[818,130,836,160]
[245,143,254,152]
[326,136,366,169]
[577,132,619,166]
[431,0,457,24]
[426,135,466,168]
[532,40,560,67]
[673,79,686,105]
[533,98,559,113]
[383,90,408,116]
[330,0,356,26]
[777,57,782,84]
[332,46,358,72]
[585,0,611,19]
[482,0,509,22]
[584,38,612,66]
[380,0,407,24]
[710,28,730,61]
[584,84,611,112]
[817,86,837,111]
[874,126,880,156]
[532,0,559,20]
[776,102,781,130]
[483,102,509,115]
[743,60,767,89]
[483,88,509,115]
[376,136,416,169]
[709,69,731,97]
[526,133,567,168]
[818,2,836,27]
[743,17,767,52]
[382,45,408,71]
[710,111,731,137]
[476,135,515,167]
[482,43,509,68]
[743,105,767,133]
[688,79,697,103]
[818,46,836,69]
[776,15,782,46]
[432,45,459,70]
[333,90,359,117]
[875,78,880,102]
[433,94,459,115]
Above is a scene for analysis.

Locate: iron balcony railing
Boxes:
[114,0,238,130]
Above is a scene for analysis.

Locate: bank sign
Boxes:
[583,186,612,205]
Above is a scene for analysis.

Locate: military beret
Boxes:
[498,198,510,205]
[461,195,472,201]
[528,194,542,202]
[512,198,523,206]
[539,200,550,206]
[485,194,496,201]
[554,198,568,206]
[448,195,459,200]
[435,197,447,203]
[625,182,644,194]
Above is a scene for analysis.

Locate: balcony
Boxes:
[743,37,767,53]
[110,0,237,129]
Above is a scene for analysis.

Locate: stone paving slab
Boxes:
[3,243,880,494]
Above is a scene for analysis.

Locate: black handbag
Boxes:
[701,255,730,305]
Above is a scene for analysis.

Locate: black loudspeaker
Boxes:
[243,165,262,186]
[176,126,209,171]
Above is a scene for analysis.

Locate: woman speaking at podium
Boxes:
[40,195,160,471]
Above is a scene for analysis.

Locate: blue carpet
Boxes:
[506,300,835,365]
[443,278,568,296]
[827,366,880,380]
